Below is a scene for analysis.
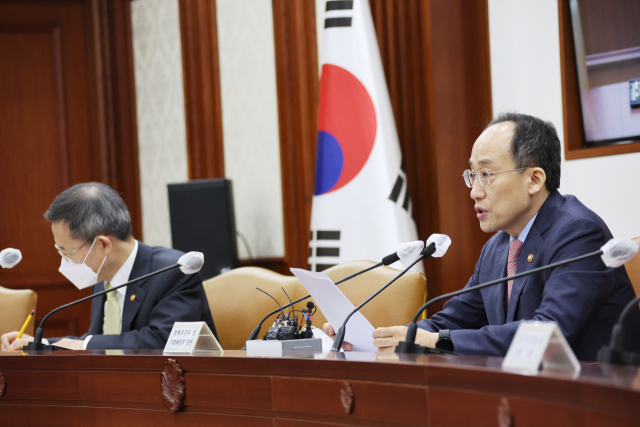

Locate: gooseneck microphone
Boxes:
[597,240,640,366]
[23,251,205,351]
[331,234,451,352]
[245,241,425,342]
[0,248,22,269]
[396,238,639,355]
[597,296,640,366]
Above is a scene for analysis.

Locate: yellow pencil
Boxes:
[10,309,35,351]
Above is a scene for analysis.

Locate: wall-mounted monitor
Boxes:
[569,0,640,147]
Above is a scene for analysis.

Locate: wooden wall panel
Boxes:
[370,0,439,303]
[179,0,225,180]
[270,0,319,273]
[0,24,73,287]
[96,0,143,240]
[370,0,491,313]
[0,0,140,337]
[430,0,493,310]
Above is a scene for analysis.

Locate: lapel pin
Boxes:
[130,294,136,302]
[527,254,533,262]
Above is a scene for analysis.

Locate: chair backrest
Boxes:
[203,261,427,350]
[0,286,37,337]
[296,261,426,332]
[203,267,300,350]
[625,237,640,303]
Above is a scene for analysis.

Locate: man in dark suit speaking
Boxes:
[326,112,640,361]
[1,182,216,350]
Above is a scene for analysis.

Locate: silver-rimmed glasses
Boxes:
[55,239,93,261]
[462,167,528,188]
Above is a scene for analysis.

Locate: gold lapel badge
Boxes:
[130,294,136,302]
[527,254,533,262]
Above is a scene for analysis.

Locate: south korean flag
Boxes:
[309,0,422,273]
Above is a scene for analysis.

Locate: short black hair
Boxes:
[488,112,561,192]
[45,182,133,241]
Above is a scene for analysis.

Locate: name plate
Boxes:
[163,321,223,355]
[502,321,580,374]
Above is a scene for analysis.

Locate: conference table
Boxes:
[1,349,639,426]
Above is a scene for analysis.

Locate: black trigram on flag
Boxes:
[309,230,341,272]
[388,161,411,212]
[325,0,353,28]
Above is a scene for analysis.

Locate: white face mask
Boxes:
[58,238,107,290]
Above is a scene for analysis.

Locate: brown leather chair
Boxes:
[297,261,427,334]
[202,261,426,350]
[0,286,37,338]
[626,237,640,306]
[203,267,300,350]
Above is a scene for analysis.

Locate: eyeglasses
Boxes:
[55,239,93,261]
[462,167,528,188]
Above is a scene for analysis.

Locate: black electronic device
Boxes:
[244,247,404,343]
[258,288,317,341]
[168,179,239,280]
[630,78,640,108]
[435,329,454,352]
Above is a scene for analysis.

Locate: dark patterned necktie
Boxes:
[507,239,523,306]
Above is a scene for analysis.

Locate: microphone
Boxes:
[331,234,452,352]
[245,241,425,342]
[178,251,204,274]
[303,301,315,338]
[256,287,287,321]
[0,248,22,269]
[256,288,291,341]
[23,251,205,351]
[597,240,640,366]
[395,238,639,355]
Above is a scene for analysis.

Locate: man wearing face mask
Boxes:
[1,182,217,351]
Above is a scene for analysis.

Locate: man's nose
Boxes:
[470,176,485,200]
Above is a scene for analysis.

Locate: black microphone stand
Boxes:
[395,249,604,355]
[331,243,436,352]
[597,294,640,366]
[245,253,400,342]
[23,263,181,351]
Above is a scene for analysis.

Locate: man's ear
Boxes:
[528,167,547,195]
[96,236,113,256]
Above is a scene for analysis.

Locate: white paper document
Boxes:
[311,326,338,352]
[290,268,377,352]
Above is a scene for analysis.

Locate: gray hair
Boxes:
[488,112,562,192]
[45,182,133,241]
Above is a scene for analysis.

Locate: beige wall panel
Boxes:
[216,0,285,258]
[131,0,189,248]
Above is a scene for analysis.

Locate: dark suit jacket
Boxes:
[417,191,640,361]
[52,242,217,350]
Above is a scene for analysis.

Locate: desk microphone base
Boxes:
[22,342,64,352]
[395,340,455,355]
[597,346,640,366]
